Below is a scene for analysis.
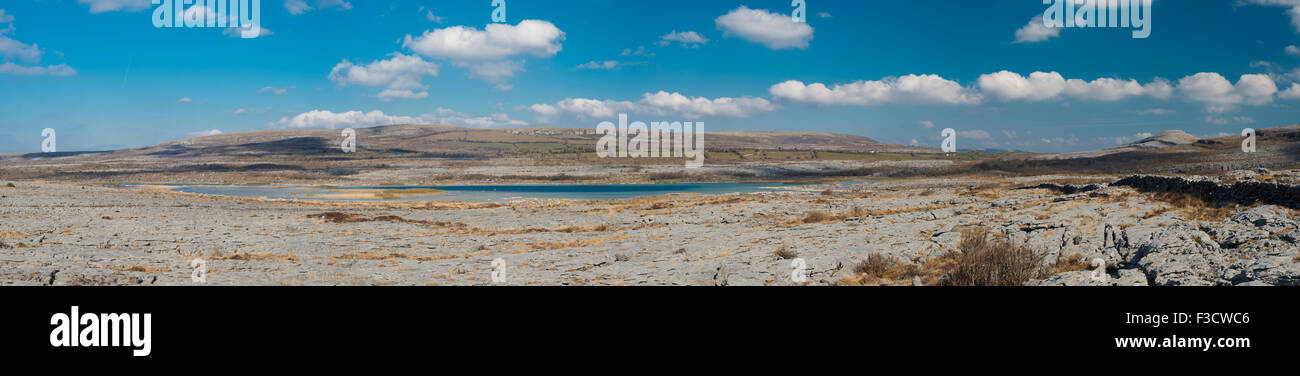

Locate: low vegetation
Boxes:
[946,227,1047,286]
[1143,192,1240,222]
[772,246,798,260]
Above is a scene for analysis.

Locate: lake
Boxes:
[166,183,811,203]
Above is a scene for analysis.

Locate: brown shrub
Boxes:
[773,246,798,260]
[854,253,898,277]
[945,227,1046,286]
[801,210,835,224]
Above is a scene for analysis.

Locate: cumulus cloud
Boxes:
[528,92,776,122]
[0,62,76,76]
[715,6,814,50]
[77,0,151,14]
[920,120,935,129]
[976,71,1066,101]
[403,20,564,86]
[328,53,439,100]
[1287,45,1300,56]
[1063,77,1173,101]
[658,31,709,48]
[270,109,526,130]
[977,71,1170,102]
[0,9,13,24]
[285,0,352,15]
[1014,15,1060,43]
[1280,83,1300,99]
[769,75,983,106]
[1176,72,1278,112]
[177,97,193,103]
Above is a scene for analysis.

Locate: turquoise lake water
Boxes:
[167,183,810,203]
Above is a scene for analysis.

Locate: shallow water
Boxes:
[167,183,804,203]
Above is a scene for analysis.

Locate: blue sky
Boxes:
[2,0,1300,153]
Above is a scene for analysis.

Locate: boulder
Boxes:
[1130,225,1225,286]
[1231,256,1300,286]
[1229,206,1297,233]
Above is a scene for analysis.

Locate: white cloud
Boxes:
[658,31,709,48]
[1014,15,1060,43]
[1063,77,1173,101]
[1138,108,1175,115]
[1176,72,1278,111]
[977,71,1066,101]
[223,26,273,38]
[977,71,1170,102]
[0,9,14,23]
[621,46,653,57]
[1287,45,1300,56]
[426,10,444,23]
[920,120,935,129]
[1206,116,1256,125]
[285,0,352,16]
[270,109,526,129]
[403,20,564,86]
[78,0,151,14]
[0,62,75,76]
[770,75,983,106]
[188,129,223,137]
[328,53,439,100]
[257,86,288,95]
[818,12,832,19]
[529,92,777,122]
[577,60,620,70]
[177,97,193,103]
[1135,132,1154,139]
[1280,83,1300,99]
[0,34,41,63]
[715,6,814,50]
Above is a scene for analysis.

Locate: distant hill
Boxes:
[72,124,938,159]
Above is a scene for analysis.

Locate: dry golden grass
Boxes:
[1142,192,1241,222]
[525,235,628,251]
[1051,253,1091,273]
[0,231,30,239]
[838,252,959,286]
